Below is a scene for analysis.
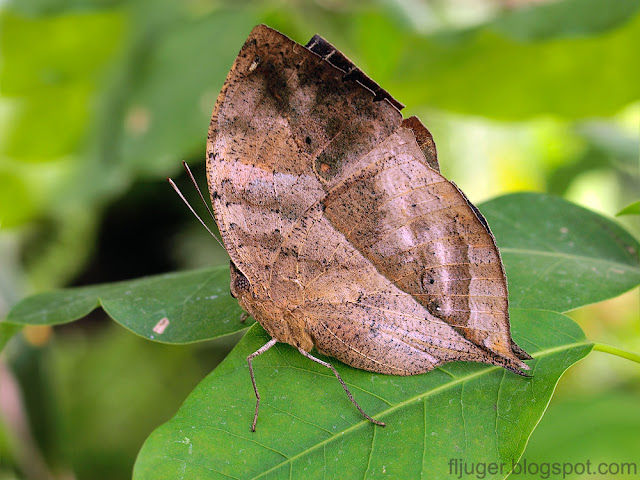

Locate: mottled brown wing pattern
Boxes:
[268,197,526,375]
[321,128,527,369]
[207,24,530,379]
[207,24,400,292]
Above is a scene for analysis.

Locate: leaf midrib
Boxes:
[250,339,592,480]
[7,268,228,325]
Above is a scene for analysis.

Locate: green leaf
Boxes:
[393,9,640,119]
[616,200,640,217]
[522,389,640,477]
[133,310,592,480]
[489,0,640,41]
[479,193,640,312]
[5,267,247,344]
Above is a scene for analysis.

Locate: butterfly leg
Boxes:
[247,338,278,432]
[297,348,385,427]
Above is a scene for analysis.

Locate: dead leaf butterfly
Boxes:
[179,24,531,431]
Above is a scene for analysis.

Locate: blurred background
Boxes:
[0,0,638,478]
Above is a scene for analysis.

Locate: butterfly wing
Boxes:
[207,24,401,290]
[268,201,522,375]
[268,127,529,374]
[322,127,529,369]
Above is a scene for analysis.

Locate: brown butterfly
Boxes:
[195,25,531,431]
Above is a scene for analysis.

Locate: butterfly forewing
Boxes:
[207,24,401,291]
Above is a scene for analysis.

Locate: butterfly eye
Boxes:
[234,275,250,292]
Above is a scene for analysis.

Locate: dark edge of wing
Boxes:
[306,34,405,111]
[450,181,532,362]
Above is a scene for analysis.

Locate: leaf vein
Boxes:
[243,340,592,480]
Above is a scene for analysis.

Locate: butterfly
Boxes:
[200,25,530,431]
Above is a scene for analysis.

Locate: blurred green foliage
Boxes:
[0,0,638,479]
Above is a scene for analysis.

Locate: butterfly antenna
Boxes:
[167,162,225,249]
[181,161,218,224]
